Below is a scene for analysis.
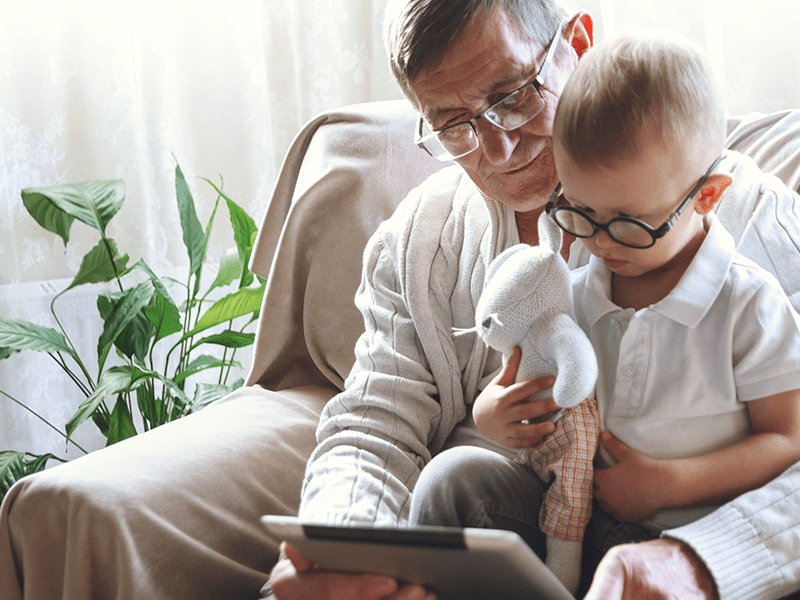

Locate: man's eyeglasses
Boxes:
[545,154,726,249]
[414,20,565,162]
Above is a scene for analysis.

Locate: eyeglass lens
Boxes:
[428,84,545,159]
[553,210,655,248]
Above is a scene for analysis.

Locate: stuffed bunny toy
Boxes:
[469,211,600,594]
[475,211,597,417]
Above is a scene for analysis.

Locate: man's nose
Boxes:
[475,119,517,165]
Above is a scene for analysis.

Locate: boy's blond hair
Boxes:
[554,30,726,169]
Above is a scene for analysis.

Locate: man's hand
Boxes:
[269,543,436,600]
[472,346,560,448]
[584,538,718,600]
[593,432,669,522]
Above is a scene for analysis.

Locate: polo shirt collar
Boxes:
[579,213,735,328]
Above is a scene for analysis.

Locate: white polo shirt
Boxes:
[572,213,800,529]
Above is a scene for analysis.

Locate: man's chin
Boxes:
[485,174,556,212]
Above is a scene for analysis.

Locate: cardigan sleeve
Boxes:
[664,461,800,600]
[298,192,446,527]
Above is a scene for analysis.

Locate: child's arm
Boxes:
[472,346,560,448]
[593,388,800,523]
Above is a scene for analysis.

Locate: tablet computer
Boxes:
[261,515,575,600]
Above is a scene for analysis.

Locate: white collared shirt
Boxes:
[575,213,800,457]
[573,213,800,529]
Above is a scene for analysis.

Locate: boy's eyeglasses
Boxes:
[414,20,565,162]
[546,154,726,249]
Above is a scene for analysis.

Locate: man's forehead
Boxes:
[417,60,533,122]
[408,7,549,125]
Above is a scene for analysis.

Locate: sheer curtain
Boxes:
[2,0,799,456]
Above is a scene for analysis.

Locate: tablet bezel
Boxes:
[261,515,575,600]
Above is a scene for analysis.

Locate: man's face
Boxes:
[407,8,579,213]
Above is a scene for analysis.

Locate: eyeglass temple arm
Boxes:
[655,154,727,236]
[536,20,567,85]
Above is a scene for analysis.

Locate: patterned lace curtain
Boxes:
[0,0,402,456]
[2,0,799,455]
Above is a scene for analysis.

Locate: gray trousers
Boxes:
[409,446,656,595]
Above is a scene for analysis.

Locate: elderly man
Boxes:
[270,1,800,599]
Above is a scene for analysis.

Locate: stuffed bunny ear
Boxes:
[537,211,563,254]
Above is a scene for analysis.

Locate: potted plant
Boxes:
[0,163,264,501]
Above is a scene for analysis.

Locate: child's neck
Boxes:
[610,228,707,311]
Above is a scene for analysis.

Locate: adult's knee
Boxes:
[410,446,548,556]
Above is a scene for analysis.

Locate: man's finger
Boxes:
[283,543,314,572]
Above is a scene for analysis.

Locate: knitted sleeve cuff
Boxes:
[663,467,800,600]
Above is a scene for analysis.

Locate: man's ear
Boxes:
[565,11,593,58]
[694,174,732,214]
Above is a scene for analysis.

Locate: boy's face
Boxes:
[553,139,710,280]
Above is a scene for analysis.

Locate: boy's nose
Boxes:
[594,229,621,248]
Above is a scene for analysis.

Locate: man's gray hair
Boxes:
[384,0,568,100]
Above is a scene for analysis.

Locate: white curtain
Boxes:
[2,0,800,456]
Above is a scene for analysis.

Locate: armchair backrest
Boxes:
[246,100,444,393]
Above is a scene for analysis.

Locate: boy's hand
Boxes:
[593,432,669,522]
[472,346,559,449]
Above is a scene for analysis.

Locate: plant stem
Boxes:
[49,295,96,390]
[50,353,92,397]
[1,390,89,455]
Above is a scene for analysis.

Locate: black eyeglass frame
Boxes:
[545,154,727,249]
[414,19,565,162]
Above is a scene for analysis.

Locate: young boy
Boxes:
[548,30,800,539]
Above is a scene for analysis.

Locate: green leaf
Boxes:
[172,354,236,385]
[224,195,257,288]
[135,382,163,429]
[192,383,228,411]
[96,282,155,372]
[125,259,178,307]
[190,330,255,350]
[98,289,155,361]
[204,179,258,288]
[130,357,191,414]
[145,289,182,342]
[0,346,20,361]
[175,163,205,277]
[0,317,76,357]
[208,246,242,292]
[67,239,129,291]
[66,366,136,440]
[190,379,240,411]
[184,284,264,339]
[0,451,61,500]
[106,396,138,446]
[21,179,125,243]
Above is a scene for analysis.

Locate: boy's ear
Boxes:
[694,174,732,214]
[565,12,593,58]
